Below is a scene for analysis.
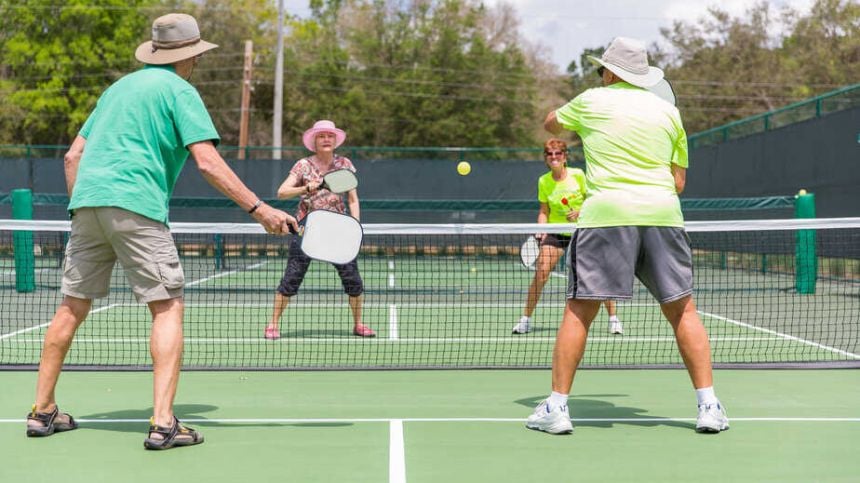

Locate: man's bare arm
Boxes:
[671,164,687,194]
[544,111,562,135]
[64,135,87,197]
[188,141,297,233]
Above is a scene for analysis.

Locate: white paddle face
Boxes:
[519,236,540,268]
[322,169,358,194]
[648,79,676,106]
[300,210,363,264]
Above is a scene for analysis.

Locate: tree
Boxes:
[658,0,859,132]
[269,0,540,148]
[0,0,156,143]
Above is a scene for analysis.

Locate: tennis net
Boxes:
[1,218,859,369]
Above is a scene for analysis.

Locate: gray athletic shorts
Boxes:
[62,207,184,303]
[567,226,693,303]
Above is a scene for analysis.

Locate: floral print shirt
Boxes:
[289,155,356,221]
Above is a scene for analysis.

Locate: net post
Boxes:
[214,233,224,270]
[12,188,35,293]
[794,191,816,294]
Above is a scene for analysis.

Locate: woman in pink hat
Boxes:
[264,120,375,338]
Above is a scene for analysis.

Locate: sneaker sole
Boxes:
[525,422,573,435]
[696,424,729,433]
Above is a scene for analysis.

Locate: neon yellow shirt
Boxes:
[537,167,586,225]
[555,82,688,228]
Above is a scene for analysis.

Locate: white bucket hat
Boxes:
[302,120,347,152]
[587,37,664,88]
[135,13,218,65]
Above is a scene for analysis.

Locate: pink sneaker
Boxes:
[353,324,376,337]
[264,326,280,340]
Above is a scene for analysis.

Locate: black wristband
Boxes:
[248,200,263,214]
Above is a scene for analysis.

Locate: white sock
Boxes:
[520,315,531,323]
[696,386,718,406]
[609,315,619,322]
[548,391,569,410]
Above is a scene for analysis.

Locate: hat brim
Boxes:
[587,56,664,88]
[135,40,218,65]
[303,128,346,152]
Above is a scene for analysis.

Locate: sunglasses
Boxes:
[596,66,605,77]
[544,150,566,157]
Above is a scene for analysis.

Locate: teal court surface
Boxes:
[1,369,859,482]
[2,225,859,481]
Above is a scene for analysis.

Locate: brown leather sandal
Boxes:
[26,405,78,437]
[143,416,204,450]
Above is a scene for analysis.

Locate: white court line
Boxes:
[389,305,399,340]
[0,417,858,424]
[0,268,60,276]
[174,302,662,308]
[699,310,860,360]
[9,336,790,344]
[389,420,406,483]
[185,261,267,287]
[0,303,119,341]
[388,260,395,288]
[0,261,268,341]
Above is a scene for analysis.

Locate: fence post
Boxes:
[12,188,36,293]
[794,191,816,294]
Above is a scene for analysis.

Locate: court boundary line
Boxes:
[0,260,269,342]
[388,305,399,340]
[389,420,406,483]
[699,309,860,359]
[0,417,858,424]
[185,261,267,287]
[0,303,119,341]
[7,336,793,344]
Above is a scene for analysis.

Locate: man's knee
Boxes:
[660,295,694,322]
[147,296,184,316]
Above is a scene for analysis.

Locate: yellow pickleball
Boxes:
[457,161,471,176]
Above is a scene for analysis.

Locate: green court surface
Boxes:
[3,253,858,369]
[1,369,858,482]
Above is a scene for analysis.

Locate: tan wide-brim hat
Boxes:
[302,120,347,152]
[587,36,663,88]
[135,13,218,65]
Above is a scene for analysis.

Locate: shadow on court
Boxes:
[280,329,362,338]
[79,404,353,433]
[514,395,695,431]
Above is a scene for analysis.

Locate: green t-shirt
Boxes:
[555,82,688,228]
[70,65,220,224]
[537,167,587,225]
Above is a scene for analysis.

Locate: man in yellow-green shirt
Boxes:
[526,37,728,436]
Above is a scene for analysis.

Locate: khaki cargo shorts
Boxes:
[62,207,184,303]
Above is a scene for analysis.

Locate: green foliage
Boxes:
[2,0,855,146]
[656,0,858,132]
[273,0,538,147]
[0,0,538,147]
[0,0,156,143]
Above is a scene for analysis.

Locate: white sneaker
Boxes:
[512,316,531,334]
[609,319,623,334]
[526,399,573,434]
[696,402,729,433]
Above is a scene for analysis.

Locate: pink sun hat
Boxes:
[302,120,347,152]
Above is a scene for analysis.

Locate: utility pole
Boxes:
[238,40,253,160]
[273,0,285,160]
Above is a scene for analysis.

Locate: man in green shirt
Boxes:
[526,37,728,435]
[26,13,297,450]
